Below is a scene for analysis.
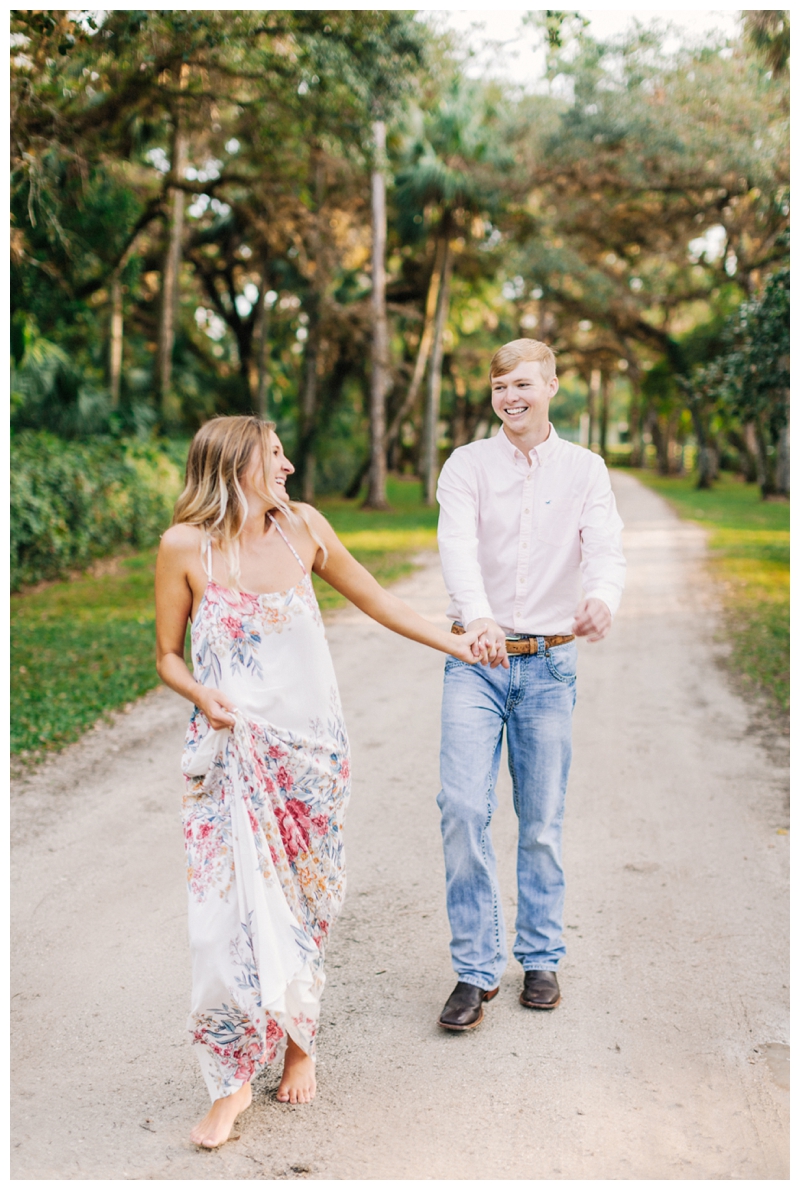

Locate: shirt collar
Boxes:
[496,423,560,465]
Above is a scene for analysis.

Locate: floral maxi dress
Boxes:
[180,518,350,1102]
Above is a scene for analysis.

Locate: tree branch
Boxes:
[74,195,166,299]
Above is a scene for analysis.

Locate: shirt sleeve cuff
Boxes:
[458,601,496,627]
[583,587,621,617]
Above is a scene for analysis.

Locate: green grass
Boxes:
[633,470,789,716]
[11,549,163,756]
[11,476,439,756]
[313,475,438,610]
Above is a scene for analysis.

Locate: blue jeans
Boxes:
[437,639,577,990]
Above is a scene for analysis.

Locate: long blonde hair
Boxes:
[172,415,325,586]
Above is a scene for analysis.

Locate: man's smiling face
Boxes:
[490,360,559,440]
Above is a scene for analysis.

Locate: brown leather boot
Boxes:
[438,981,500,1030]
[520,970,560,1009]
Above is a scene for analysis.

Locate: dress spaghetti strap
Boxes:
[269,513,309,578]
[206,538,213,580]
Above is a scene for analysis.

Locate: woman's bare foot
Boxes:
[276,1037,316,1104]
[190,1081,252,1149]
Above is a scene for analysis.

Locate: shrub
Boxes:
[10,431,184,590]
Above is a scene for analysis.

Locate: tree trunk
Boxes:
[686,395,715,489]
[666,411,679,474]
[155,94,188,414]
[345,454,371,500]
[775,400,789,496]
[385,378,408,473]
[253,267,272,420]
[450,365,469,449]
[728,424,759,483]
[389,236,446,464]
[754,414,776,498]
[421,237,453,505]
[295,314,319,503]
[628,383,643,467]
[363,120,391,510]
[696,446,716,489]
[587,368,600,451]
[598,371,610,457]
[109,273,123,407]
[291,145,326,502]
[745,422,766,490]
[650,412,670,476]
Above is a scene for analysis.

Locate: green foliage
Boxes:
[743,10,790,76]
[11,318,114,436]
[300,11,426,123]
[717,263,789,432]
[634,471,788,714]
[686,262,790,493]
[10,431,183,590]
[8,9,791,511]
[395,76,513,243]
[11,9,433,446]
[500,15,788,491]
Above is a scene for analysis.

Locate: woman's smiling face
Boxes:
[240,431,295,503]
[268,431,294,496]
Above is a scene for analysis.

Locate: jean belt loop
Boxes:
[537,635,546,656]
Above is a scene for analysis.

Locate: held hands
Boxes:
[572,597,612,642]
[466,618,510,669]
[448,629,484,665]
[459,602,612,664]
[195,685,238,730]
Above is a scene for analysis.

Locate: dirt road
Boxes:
[11,472,789,1179]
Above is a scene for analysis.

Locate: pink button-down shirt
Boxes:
[436,424,625,635]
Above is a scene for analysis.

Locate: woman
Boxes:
[155,415,482,1149]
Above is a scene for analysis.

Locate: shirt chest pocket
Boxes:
[534,496,582,546]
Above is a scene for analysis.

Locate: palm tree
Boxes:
[395,80,511,503]
[363,118,391,509]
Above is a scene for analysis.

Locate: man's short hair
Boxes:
[489,339,557,383]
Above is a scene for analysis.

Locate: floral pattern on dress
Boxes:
[190,994,295,1091]
[186,711,349,947]
[181,532,351,1103]
[296,573,324,629]
[193,582,295,685]
[182,710,232,901]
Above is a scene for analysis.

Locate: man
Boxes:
[435,338,625,1029]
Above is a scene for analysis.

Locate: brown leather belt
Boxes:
[451,623,575,656]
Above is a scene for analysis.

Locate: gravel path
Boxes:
[11,471,789,1179]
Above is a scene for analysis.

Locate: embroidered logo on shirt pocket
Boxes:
[535,497,581,546]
